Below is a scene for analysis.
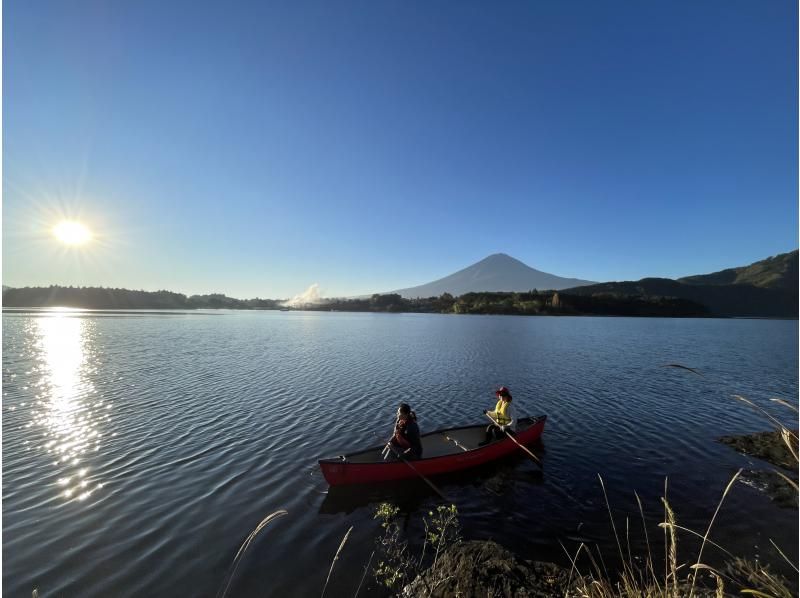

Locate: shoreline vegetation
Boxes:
[210,396,799,598]
[4,285,795,318]
[388,485,795,598]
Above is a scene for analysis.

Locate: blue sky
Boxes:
[4,0,797,298]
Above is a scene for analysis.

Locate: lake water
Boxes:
[3,310,798,597]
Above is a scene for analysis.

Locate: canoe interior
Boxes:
[341,416,542,464]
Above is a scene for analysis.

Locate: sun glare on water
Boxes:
[53,221,92,245]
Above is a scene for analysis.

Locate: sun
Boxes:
[53,221,92,245]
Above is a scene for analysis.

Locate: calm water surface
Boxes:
[3,310,797,596]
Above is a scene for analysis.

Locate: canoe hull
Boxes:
[319,415,546,486]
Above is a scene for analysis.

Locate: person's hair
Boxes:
[398,403,417,421]
[500,391,512,401]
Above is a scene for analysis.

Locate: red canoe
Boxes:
[319,415,546,486]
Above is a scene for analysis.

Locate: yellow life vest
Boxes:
[492,399,511,425]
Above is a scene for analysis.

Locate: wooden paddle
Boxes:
[380,436,450,502]
[484,412,543,469]
[443,434,469,452]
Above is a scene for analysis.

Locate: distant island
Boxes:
[3,250,797,318]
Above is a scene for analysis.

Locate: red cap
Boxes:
[495,386,511,398]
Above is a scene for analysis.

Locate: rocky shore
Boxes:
[400,539,730,597]
[401,540,572,597]
[389,429,798,597]
[718,428,798,509]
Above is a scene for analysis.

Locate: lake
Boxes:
[3,310,797,597]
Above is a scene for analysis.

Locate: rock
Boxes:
[739,469,798,509]
[718,429,798,471]
[402,540,571,597]
[718,429,798,509]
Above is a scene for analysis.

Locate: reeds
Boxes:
[321,525,353,598]
[216,509,288,598]
[688,469,741,597]
[566,472,745,597]
[563,392,798,598]
[353,550,375,598]
[661,495,678,598]
[728,557,795,598]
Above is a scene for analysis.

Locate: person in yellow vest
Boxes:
[479,386,516,446]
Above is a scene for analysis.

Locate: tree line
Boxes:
[2,286,282,310]
[304,290,709,317]
[1,285,710,317]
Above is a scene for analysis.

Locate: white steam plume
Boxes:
[282,283,324,307]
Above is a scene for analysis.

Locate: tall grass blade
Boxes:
[691,564,727,598]
[625,516,632,571]
[321,525,353,598]
[635,490,661,594]
[663,363,703,376]
[714,572,725,598]
[689,469,742,598]
[769,539,799,574]
[217,509,289,598]
[770,398,799,414]
[353,550,374,598]
[772,469,799,492]
[661,496,678,598]
[733,396,798,440]
[780,428,799,463]
[559,540,585,596]
[597,475,626,566]
[663,477,670,597]
[593,542,611,584]
[658,523,735,559]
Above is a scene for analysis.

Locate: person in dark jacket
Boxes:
[390,403,423,459]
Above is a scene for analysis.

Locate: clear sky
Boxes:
[3,0,797,299]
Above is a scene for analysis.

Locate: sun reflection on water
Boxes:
[32,314,107,502]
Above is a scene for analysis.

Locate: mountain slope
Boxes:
[392,254,594,298]
[678,250,798,291]
[563,251,798,318]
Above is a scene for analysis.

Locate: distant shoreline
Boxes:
[3,284,797,318]
[3,306,797,321]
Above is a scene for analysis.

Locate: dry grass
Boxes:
[216,509,288,598]
[727,557,795,598]
[563,394,798,598]
[565,472,763,598]
[321,525,353,598]
[688,469,742,596]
